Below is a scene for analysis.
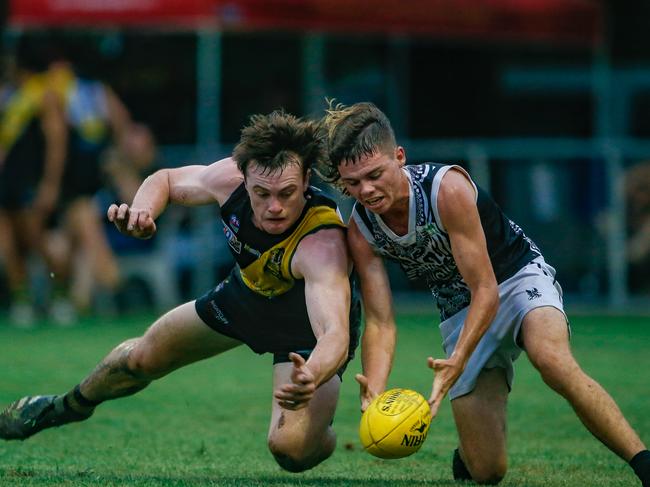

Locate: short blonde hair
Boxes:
[317,101,396,193]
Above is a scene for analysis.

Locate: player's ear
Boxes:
[395,147,406,167]
[303,168,311,192]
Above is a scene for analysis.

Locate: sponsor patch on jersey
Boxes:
[209,300,229,324]
[229,214,240,233]
[244,243,261,258]
[422,223,442,236]
[223,226,242,254]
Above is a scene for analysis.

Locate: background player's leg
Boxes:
[451,367,509,484]
[64,198,120,312]
[267,364,340,473]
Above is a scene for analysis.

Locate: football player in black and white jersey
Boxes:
[319,102,649,486]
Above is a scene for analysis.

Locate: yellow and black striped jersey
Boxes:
[220,184,345,298]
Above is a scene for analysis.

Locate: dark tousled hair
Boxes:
[317,101,396,192]
[233,110,324,179]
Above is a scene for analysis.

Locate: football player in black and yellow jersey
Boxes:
[0,111,360,473]
[0,38,67,326]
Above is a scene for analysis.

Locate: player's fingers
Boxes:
[135,211,149,230]
[360,399,370,413]
[277,396,311,410]
[427,357,435,369]
[276,391,313,402]
[127,209,140,231]
[429,397,442,418]
[291,400,310,410]
[276,383,315,397]
[278,399,309,411]
[138,218,157,238]
[117,203,129,220]
[277,400,298,410]
[355,373,369,391]
[295,372,314,385]
[288,352,306,369]
[107,204,118,221]
[146,216,156,231]
[429,377,443,406]
[275,390,302,401]
[428,357,447,371]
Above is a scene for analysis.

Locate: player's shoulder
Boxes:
[203,157,245,204]
[438,165,475,197]
[293,225,347,278]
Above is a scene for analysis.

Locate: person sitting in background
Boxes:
[0,38,67,327]
[94,123,159,312]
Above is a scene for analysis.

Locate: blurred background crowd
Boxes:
[1,0,649,327]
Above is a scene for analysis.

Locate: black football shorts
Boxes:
[195,267,360,377]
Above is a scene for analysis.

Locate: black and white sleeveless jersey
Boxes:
[351,163,541,321]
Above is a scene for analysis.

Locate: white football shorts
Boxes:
[440,256,567,400]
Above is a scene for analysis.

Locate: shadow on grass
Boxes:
[0,467,462,486]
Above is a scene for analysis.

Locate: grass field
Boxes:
[0,310,649,486]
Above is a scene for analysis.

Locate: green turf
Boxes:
[0,312,648,486]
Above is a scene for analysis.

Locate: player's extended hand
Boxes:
[274,352,317,411]
[107,203,157,239]
[355,373,379,412]
[427,355,465,418]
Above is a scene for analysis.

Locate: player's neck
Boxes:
[379,177,410,236]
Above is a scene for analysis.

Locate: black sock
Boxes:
[453,448,472,481]
[630,450,650,487]
[64,385,102,414]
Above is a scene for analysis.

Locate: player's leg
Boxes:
[522,305,646,462]
[267,364,340,473]
[0,301,242,440]
[451,367,509,485]
[0,211,33,324]
[65,197,120,300]
[0,212,26,293]
[78,301,242,402]
[5,207,55,325]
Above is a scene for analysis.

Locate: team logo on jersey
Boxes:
[223,226,242,253]
[229,214,240,233]
[265,248,285,279]
[526,288,542,300]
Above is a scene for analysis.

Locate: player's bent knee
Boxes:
[271,452,315,473]
[471,466,506,485]
[532,355,579,395]
[466,457,507,485]
[267,437,334,473]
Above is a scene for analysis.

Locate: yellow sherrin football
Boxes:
[359,388,432,459]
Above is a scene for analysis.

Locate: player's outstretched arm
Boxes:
[427,168,499,417]
[34,89,67,216]
[107,157,243,239]
[348,219,397,412]
[273,227,351,410]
